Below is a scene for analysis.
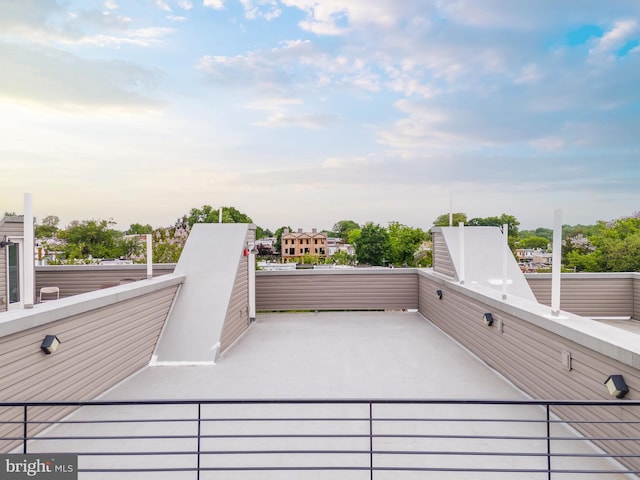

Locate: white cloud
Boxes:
[256,111,336,128]
[0,43,163,110]
[104,1,119,10]
[589,19,638,58]
[203,0,225,9]
[155,0,172,12]
[178,0,194,10]
[514,64,542,85]
[240,0,281,20]
[167,15,187,22]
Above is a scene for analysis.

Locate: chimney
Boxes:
[298,228,303,233]
[283,228,289,234]
[312,228,317,233]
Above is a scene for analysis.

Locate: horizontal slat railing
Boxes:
[1,399,639,479]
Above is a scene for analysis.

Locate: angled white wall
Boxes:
[153,223,251,364]
[436,226,537,302]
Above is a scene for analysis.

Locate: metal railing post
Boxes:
[197,402,202,480]
[546,403,551,480]
[23,405,28,454]
[369,401,373,480]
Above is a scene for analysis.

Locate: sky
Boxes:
[1,0,640,233]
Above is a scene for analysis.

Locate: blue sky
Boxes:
[1,0,639,232]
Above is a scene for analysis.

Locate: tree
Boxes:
[565,213,640,272]
[468,213,520,237]
[177,204,264,239]
[387,221,427,266]
[126,223,153,235]
[432,212,467,227]
[273,226,292,255]
[152,225,190,263]
[331,250,355,265]
[332,220,360,242]
[58,219,131,262]
[35,215,60,238]
[517,236,549,250]
[354,222,390,266]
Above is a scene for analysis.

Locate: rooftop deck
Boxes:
[21,312,637,479]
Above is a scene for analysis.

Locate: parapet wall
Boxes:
[0,274,183,452]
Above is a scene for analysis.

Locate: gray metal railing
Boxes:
[1,399,639,479]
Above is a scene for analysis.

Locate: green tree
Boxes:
[347,228,361,245]
[387,221,427,266]
[517,236,549,250]
[273,226,292,255]
[126,223,153,235]
[566,213,640,272]
[468,213,520,237]
[331,250,355,265]
[35,215,60,238]
[332,220,360,242]
[152,225,190,263]
[58,219,130,261]
[177,204,264,238]
[432,212,468,227]
[354,222,390,266]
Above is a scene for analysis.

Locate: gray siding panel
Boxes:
[526,274,634,317]
[0,285,179,452]
[417,271,640,471]
[256,270,418,311]
[35,264,176,299]
[218,228,254,354]
[432,232,456,278]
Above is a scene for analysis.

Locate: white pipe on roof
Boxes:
[551,209,562,315]
[23,193,34,308]
[458,222,465,284]
[502,223,508,299]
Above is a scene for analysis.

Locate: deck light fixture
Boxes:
[0,236,15,248]
[436,290,443,300]
[41,335,61,354]
[483,313,494,326]
[604,375,629,399]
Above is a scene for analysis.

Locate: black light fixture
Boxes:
[436,289,443,300]
[604,375,629,399]
[0,236,15,248]
[483,313,494,326]
[41,335,61,354]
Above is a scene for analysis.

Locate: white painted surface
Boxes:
[153,223,249,363]
[440,226,536,301]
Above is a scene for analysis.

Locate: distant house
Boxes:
[255,237,277,255]
[327,237,355,256]
[281,228,328,262]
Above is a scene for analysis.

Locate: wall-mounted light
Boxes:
[604,375,629,399]
[0,236,15,248]
[436,290,443,300]
[483,313,494,327]
[40,335,61,354]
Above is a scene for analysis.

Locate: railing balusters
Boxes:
[196,402,201,480]
[369,401,373,480]
[0,399,638,477]
[546,403,551,480]
[23,404,28,454]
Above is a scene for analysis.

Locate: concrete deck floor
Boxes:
[27,312,635,479]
